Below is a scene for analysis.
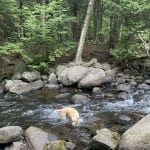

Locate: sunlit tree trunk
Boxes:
[75,0,95,63]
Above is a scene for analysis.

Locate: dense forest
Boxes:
[0,0,150,72]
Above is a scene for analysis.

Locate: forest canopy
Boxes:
[0,0,149,71]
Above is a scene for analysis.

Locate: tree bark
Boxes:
[75,0,95,63]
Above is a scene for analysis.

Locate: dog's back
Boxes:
[55,107,79,126]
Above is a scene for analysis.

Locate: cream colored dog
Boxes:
[55,107,79,126]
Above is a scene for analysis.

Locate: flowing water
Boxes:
[0,86,150,149]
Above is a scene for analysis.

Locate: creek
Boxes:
[0,85,150,149]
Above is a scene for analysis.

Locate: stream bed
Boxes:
[0,86,150,149]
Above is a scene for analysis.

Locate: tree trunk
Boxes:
[42,0,46,38]
[93,0,103,42]
[109,0,121,49]
[75,0,95,63]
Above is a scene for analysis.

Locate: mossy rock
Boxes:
[43,140,66,150]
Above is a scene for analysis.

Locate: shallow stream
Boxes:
[0,86,150,149]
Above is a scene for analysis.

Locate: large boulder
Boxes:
[71,94,91,104]
[56,65,68,76]
[78,68,106,89]
[25,126,58,150]
[0,126,23,144]
[119,114,150,150]
[58,66,88,86]
[92,128,120,150]
[5,80,44,95]
[22,71,41,82]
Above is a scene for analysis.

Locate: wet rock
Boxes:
[9,80,44,95]
[48,73,58,84]
[22,71,41,82]
[92,128,120,150]
[71,94,91,104]
[0,126,23,144]
[55,93,70,99]
[119,114,150,150]
[137,83,150,89]
[92,87,101,95]
[116,77,126,84]
[145,79,150,85]
[117,84,131,92]
[45,84,60,89]
[66,142,76,150]
[78,68,106,89]
[43,140,66,150]
[5,141,28,150]
[129,81,137,86]
[25,126,58,150]
[119,115,131,122]
[117,92,128,100]
[58,66,88,86]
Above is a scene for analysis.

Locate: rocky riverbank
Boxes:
[1,114,150,150]
[0,58,150,150]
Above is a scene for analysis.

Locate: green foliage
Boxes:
[28,62,48,72]
[0,42,22,56]
[110,44,146,60]
[21,0,76,66]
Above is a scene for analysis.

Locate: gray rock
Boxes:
[9,80,44,95]
[119,114,150,150]
[41,75,48,81]
[83,58,102,68]
[55,93,70,99]
[12,73,22,80]
[145,79,150,84]
[129,81,137,86]
[45,84,60,89]
[22,71,41,82]
[56,65,67,76]
[117,84,131,92]
[5,141,28,150]
[116,77,126,84]
[43,140,66,150]
[105,69,116,83]
[48,73,58,84]
[0,126,23,144]
[25,126,58,150]
[101,63,111,70]
[71,94,91,104]
[137,83,150,89]
[92,87,101,95]
[78,68,106,89]
[117,92,128,100]
[66,142,76,150]
[5,80,23,91]
[92,128,120,150]
[58,66,88,86]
